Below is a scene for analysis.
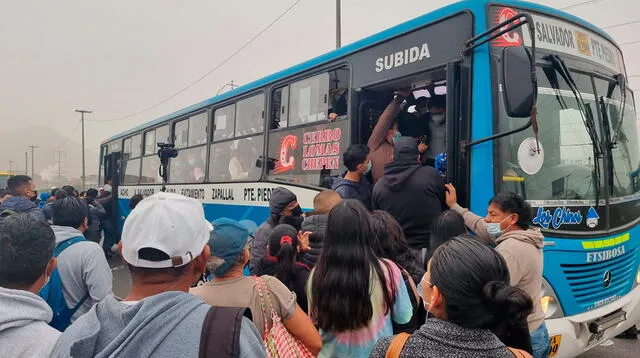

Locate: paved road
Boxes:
[109,256,639,357]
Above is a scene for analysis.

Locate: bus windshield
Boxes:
[498,66,602,203]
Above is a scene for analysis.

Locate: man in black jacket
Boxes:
[372,137,446,262]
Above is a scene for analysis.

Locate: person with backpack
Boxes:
[41,196,112,330]
[51,192,266,358]
[0,175,45,221]
[331,144,373,210]
[0,214,61,357]
[370,237,533,358]
[191,217,321,356]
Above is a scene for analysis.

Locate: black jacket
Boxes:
[372,160,446,249]
[299,214,327,268]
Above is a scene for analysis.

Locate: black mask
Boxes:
[291,205,303,217]
[280,215,304,231]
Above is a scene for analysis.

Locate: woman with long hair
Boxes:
[426,210,467,261]
[308,200,413,357]
[254,224,311,312]
[370,210,424,333]
[446,185,549,358]
[371,236,533,357]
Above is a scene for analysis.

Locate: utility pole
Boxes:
[336,0,341,48]
[8,160,15,175]
[27,145,39,179]
[54,150,65,188]
[25,152,28,175]
[74,109,92,190]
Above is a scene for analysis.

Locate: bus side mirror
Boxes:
[502,46,536,118]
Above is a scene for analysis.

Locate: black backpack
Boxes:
[198,306,252,358]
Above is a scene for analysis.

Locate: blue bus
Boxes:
[100,1,640,356]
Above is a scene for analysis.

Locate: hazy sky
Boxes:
[2,0,639,176]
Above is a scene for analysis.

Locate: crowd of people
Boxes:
[0,91,555,358]
[0,175,552,358]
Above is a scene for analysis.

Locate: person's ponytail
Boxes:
[275,241,296,290]
[483,281,533,353]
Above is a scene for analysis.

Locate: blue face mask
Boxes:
[486,215,514,237]
[392,131,402,144]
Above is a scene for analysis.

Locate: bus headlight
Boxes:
[541,278,564,319]
[635,265,640,286]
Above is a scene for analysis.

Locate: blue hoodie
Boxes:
[0,196,45,221]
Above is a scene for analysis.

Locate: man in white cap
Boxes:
[50,192,265,358]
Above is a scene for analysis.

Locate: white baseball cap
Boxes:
[121,192,213,268]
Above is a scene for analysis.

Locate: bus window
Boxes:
[271,86,289,129]
[140,155,161,184]
[123,138,132,159]
[188,112,208,146]
[209,136,263,182]
[156,125,170,145]
[144,130,156,155]
[235,94,264,137]
[169,146,207,183]
[289,72,330,126]
[131,134,142,158]
[122,158,141,185]
[174,119,189,148]
[213,104,235,141]
[328,69,350,119]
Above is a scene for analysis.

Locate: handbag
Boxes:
[253,276,315,358]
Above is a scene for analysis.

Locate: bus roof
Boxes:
[106,0,616,143]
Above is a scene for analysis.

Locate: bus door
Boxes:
[103,151,121,233]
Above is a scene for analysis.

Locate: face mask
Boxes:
[392,131,402,144]
[365,161,372,174]
[291,205,302,217]
[431,113,446,125]
[486,215,514,237]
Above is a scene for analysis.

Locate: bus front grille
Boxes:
[560,247,637,306]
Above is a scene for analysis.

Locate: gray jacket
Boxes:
[371,318,516,358]
[250,219,276,273]
[0,287,61,357]
[52,225,113,321]
[50,292,266,358]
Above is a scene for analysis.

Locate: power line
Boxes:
[56,120,82,150]
[89,0,305,123]
[618,39,640,46]
[560,0,604,10]
[603,20,640,30]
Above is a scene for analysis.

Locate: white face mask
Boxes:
[431,113,446,125]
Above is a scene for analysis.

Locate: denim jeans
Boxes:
[531,322,551,358]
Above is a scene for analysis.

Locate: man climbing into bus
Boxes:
[372,136,447,265]
[368,90,411,183]
[425,95,447,163]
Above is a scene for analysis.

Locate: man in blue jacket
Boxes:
[0,175,45,221]
[331,144,373,211]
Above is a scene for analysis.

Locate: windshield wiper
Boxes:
[544,54,603,206]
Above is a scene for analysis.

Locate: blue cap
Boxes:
[209,218,255,276]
